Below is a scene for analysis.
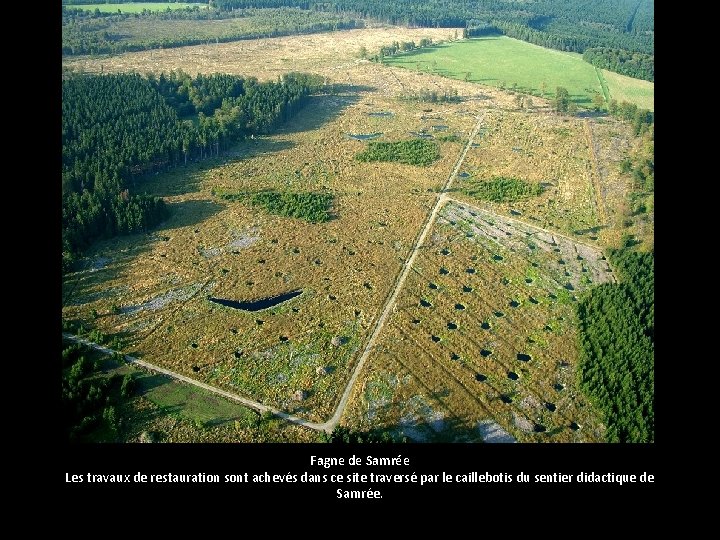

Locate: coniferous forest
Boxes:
[577,249,654,442]
[62,71,324,271]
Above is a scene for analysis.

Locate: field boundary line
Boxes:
[595,66,610,104]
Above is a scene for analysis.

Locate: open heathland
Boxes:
[62,24,653,441]
[341,202,613,442]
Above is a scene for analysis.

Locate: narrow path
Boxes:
[322,113,486,429]
[63,333,328,432]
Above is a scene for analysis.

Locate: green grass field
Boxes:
[384,36,654,110]
[70,2,207,13]
[601,69,654,111]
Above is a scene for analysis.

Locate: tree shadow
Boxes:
[159,198,224,231]
[275,85,375,135]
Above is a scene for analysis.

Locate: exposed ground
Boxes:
[62,26,647,441]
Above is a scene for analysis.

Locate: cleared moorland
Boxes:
[69,2,207,13]
[62,27,651,442]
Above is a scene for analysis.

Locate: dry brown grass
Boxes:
[341,202,611,442]
[63,72,486,422]
[62,26,646,439]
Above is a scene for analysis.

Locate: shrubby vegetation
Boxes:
[216,190,334,222]
[583,48,654,82]
[608,99,654,136]
[399,87,461,104]
[577,248,654,442]
[323,425,406,443]
[355,139,440,166]
[461,176,542,203]
[62,71,323,271]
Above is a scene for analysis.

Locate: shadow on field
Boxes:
[137,373,172,394]
[277,85,375,135]
[159,198,224,231]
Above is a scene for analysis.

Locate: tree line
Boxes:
[583,48,654,82]
[62,71,324,271]
[577,248,654,443]
[212,1,653,55]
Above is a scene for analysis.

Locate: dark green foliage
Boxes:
[120,373,136,398]
[577,248,654,442]
[218,190,333,222]
[325,426,406,443]
[213,0,653,54]
[583,47,654,82]
[554,86,571,113]
[355,139,440,166]
[608,99,654,136]
[62,72,322,270]
[399,87,460,103]
[462,176,542,203]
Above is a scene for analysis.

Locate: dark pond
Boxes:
[475,373,488,382]
[420,299,432,307]
[507,371,519,380]
[447,322,458,330]
[481,321,491,330]
[500,395,513,404]
[209,290,302,311]
[455,303,465,310]
[545,402,556,412]
[458,172,470,178]
[463,285,473,293]
[517,353,532,362]
[480,349,492,357]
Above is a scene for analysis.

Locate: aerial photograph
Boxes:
[61,0,654,444]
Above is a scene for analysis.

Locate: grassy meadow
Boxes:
[384,36,654,110]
